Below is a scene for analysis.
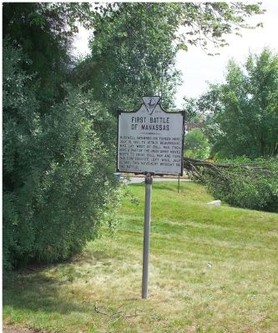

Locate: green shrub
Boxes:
[203,158,278,212]
[3,41,120,272]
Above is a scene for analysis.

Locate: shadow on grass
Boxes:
[3,264,94,316]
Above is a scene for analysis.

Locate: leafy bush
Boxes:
[3,41,40,271]
[3,41,120,272]
[203,158,278,212]
[29,87,119,263]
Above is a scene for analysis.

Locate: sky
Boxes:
[175,0,278,107]
[73,0,278,108]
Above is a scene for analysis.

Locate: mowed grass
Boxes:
[3,181,278,333]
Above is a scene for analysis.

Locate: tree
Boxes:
[3,2,94,108]
[3,42,118,269]
[3,4,119,271]
[73,3,181,110]
[200,49,278,158]
[72,2,264,111]
[184,129,211,159]
[3,41,41,270]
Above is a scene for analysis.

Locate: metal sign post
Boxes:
[117,97,185,299]
[142,173,153,299]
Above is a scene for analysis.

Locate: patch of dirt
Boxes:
[3,325,44,333]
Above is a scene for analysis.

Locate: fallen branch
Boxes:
[183,157,273,180]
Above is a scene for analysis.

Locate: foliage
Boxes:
[29,86,119,263]
[175,2,264,54]
[72,2,263,110]
[3,2,94,108]
[3,3,65,106]
[199,48,278,158]
[3,40,119,271]
[3,40,40,271]
[184,49,278,212]
[3,2,265,273]
[184,129,211,159]
[73,3,181,110]
[198,157,278,212]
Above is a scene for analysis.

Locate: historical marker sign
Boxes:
[117,97,185,175]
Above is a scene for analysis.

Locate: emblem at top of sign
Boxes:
[143,96,160,115]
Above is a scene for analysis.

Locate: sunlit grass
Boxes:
[3,181,278,333]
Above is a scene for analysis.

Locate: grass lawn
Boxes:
[3,181,278,333]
